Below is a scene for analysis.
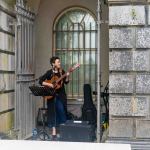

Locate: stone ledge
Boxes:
[108,0,148,4]
[106,138,150,150]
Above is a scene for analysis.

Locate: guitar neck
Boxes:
[56,72,68,84]
[55,64,80,84]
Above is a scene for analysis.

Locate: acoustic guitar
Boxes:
[44,63,80,100]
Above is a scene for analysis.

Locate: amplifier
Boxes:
[59,120,96,142]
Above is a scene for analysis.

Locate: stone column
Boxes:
[108,0,150,147]
[15,0,36,139]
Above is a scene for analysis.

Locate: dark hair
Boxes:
[50,56,60,66]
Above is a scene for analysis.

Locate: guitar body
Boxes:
[46,75,63,90]
[44,75,63,100]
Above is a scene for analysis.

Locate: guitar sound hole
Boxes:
[52,81,56,84]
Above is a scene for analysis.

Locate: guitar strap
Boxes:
[59,68,62,76]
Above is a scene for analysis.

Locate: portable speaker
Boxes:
[59,120,96,142]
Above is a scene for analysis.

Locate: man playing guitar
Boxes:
[39,56,70,140]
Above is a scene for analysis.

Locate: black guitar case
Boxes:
[82,84,97,126]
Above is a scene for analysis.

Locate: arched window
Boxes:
[53,8,97,99]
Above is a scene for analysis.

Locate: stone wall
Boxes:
[0,0,15,134]
[108,0,150,139]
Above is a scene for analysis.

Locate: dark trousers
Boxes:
[47,96,66,128]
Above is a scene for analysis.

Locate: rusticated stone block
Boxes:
[133,50,150,71]
[110,50,150,71]
[109,51,132,71]
[109,28,133,48]
[136,120,150,138]
[110,96,148,116]
[109,119,133,138]
[0,92,14,111]
[109,74,134,93]
[109,6,145,25]
[0,74,15,90]
[109,96,132,116]
[136,28,150,48]
[134,97,149,116]
[136,74,150,94]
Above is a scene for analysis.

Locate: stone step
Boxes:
[107,138,150,150]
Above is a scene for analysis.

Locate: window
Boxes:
[54,8,97,99]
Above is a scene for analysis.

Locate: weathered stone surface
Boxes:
[109,51,132,71]
[136,28,150,48]
[109,6,145,25]
[109,74,134,93]
[136,74,150,94]
[110,51,150,71]
[0,53,15,71]
[110,96,148,116]
[133,50,150,71]
[108,1,150,141]
[148,6,150,25]
[109,28,133,48]
[109,96,132,116]
[0,92,14,112]
[109,119,133,137]
[0,74,15,90]
[134,97,149,116]
[136,120,150,138]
